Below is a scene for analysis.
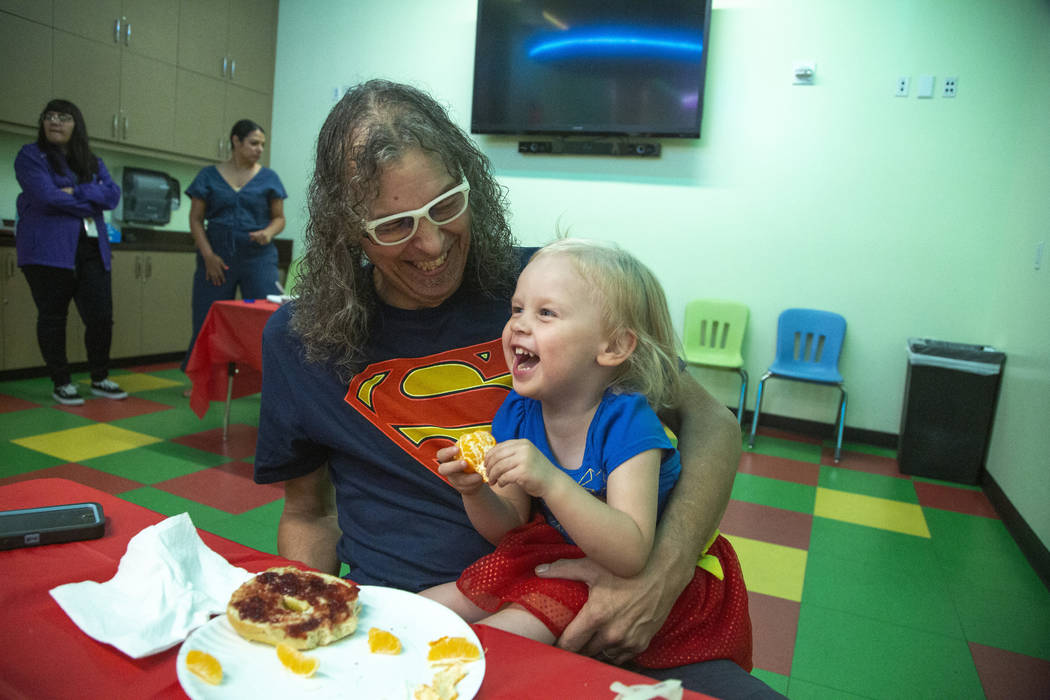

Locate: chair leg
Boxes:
[735,368,748,428]
[833,386,847,463]
[748,373,769,449]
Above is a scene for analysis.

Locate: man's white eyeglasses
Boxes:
[364,177,470,246]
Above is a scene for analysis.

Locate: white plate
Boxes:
[177,585,484,700]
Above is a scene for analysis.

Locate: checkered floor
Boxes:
[1,363,1048,699]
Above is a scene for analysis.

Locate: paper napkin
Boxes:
[611,679,684,700]
[50,512,254,658]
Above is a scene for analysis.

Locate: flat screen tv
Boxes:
[471,0,713,139]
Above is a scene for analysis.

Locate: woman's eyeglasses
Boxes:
[363,177,470,246]
[42,112,74,124]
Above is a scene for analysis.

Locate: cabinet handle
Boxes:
[113,114,118,138]
[222,55,228,78]
[230,58,236,81]
[145,256,152,280]
[114,17,121,44]
[123,114,129,140]
[134,255,142,281]
[125,20,131,46]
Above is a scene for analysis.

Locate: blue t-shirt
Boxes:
[185,165,286,239]
[492,390,682,541]
[254,248,535,592]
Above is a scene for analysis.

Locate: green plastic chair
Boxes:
[682,299,749,426]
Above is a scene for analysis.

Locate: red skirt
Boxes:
[456,516,752,670]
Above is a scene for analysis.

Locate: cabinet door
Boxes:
[109,250,144,359]
[52,0,123,45]
[0,250,41,370]
[0,13,52,126]
[174,70,228,160]
[225,83,272,135]
[226,0,276,94]
[140,251,195,356]
[53,30,122,142]
[0,0,52,25]
[121,0,178,64]
[120,52,176,150]
[178,0,229,80]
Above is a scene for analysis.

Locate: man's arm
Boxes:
[538,372,741,661]
[277,463,342,575]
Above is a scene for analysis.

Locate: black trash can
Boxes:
[898,339,1005,484]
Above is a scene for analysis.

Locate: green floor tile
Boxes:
[802,544,962,637]
[925,509,1048,601]
[785,678,870,699]
[748,435,823,463]
[0,440,67,477]
[731,471,816,514]
[221,513,281,555]
[750,668,789,694]
[818,466,919,503]
[949,577,1050,661]
[0,377,62,403]
[0,406,93,440]
[808,516,937,566]
[792,605,984,698]
[83,441,226,483]
[826,440,897,460]
[112,408,226,440]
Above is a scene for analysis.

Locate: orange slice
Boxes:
[185,649,223,685]
[276,642,320,677]
[456,431,496,482]
[368,627,402,655]
[426,635,482,665]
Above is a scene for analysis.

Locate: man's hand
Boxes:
[535,555,690,665]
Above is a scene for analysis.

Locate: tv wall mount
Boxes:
[518,139,661,157]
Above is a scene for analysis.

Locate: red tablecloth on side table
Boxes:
[0,479,711,699]
[185,299,280,419]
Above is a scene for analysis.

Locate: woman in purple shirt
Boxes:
[14,99,126,406]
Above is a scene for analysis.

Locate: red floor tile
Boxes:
[820,447,905,478]
[0,462,144,494]
[0,394,42,413]
[754,426,823,445]
[737,451,821,486]
[153,461,282,514]
[721,500,812,551]
[55,395,176,421]
[170,424,259,459]
[969,642,1050,700]
[748,591,799,676]
[915,480,999,519]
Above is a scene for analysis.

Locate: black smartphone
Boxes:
[0,502,105,550]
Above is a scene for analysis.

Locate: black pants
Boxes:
[22,234,113,387]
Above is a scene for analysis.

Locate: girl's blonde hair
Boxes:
[529,238,682,410]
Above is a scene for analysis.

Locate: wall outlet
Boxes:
[896,76,910,97]
[943,76,958,98]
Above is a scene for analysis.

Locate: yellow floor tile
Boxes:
[77,373,184,393]
[13,423,162,461]
[726,533,807,602]
[814,487,930,538]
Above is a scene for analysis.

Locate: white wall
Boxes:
[270,0,1050,550]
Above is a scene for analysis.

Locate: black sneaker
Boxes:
[53,383,85,406]
[91,378,128,400]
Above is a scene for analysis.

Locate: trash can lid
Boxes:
[906,338,1005,375]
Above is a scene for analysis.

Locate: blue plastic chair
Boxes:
[747,308,848,462]
[682,299,749,427]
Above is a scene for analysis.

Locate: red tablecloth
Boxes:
[185,300,280,418]
[0,479,710,699]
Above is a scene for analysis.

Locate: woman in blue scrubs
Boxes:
[182,119,287,371]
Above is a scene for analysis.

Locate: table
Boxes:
[185,299,280,438]
[0,479,711,699]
